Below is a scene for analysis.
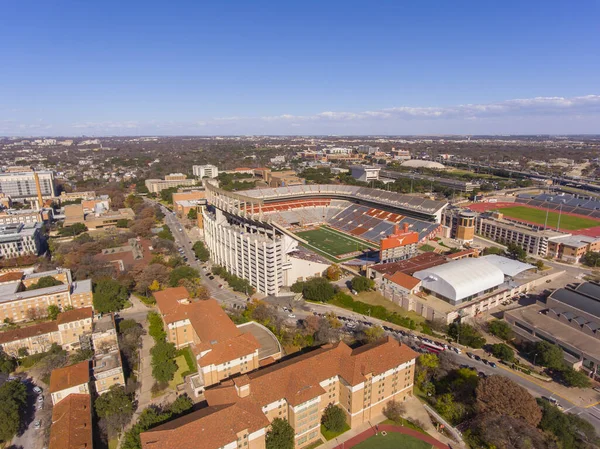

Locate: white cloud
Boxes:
[2,94,599,136]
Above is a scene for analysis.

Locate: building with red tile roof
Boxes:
[141,337,417,449]
[48,393,92,449]
[50,361,90,404]
[154,287,267,392]
[0,307,93,356]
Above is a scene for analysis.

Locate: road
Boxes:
[153,199,600,433]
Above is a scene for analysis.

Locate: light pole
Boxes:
[533,353,539,366]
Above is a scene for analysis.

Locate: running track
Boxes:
[466,202,600,238]
[332,424,450,449]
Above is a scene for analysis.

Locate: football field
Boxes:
[295,226,371,261]
[495,206,600,231]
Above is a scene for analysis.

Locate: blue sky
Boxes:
[1,0,599,136]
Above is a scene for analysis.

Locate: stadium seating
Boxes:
[516,192,600,219]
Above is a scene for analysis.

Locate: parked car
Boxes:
[34,420,41,429]
[208,276,215,280]
[37,395,44,403]
[489,362,497,368]
[33,386,42,394]
[466,352,474,359]
[288,313,296,318]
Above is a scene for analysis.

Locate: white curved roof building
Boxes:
[401,160,447,169]
[413,258,505,305]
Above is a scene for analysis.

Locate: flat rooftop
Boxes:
[93,314,115,334]
[506,304,600,362]
[0,284,69,304]
[237,322,281,361]
[93,351,122,374]
[370,252,447,276]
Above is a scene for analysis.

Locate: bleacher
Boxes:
[328,204,438,243]
[516,193,600,219]
[242,184,447,217]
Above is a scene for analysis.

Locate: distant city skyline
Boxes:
[1,0,599,136]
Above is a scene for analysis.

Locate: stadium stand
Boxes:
[516,193,600,219]
[242,184,447,219]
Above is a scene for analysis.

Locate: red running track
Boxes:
[465,202,600,238]
[332,424,451,449]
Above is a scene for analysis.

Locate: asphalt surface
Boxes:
[154,200,600,433]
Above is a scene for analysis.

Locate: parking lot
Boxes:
[10,377,49,449]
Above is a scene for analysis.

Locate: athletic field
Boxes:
[295,226,371,261]
[494,206,600,231]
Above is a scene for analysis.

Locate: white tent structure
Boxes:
[413,258,505,305]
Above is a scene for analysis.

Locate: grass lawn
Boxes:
[168,355,187,390]
[321,423,351,441]
[352,432,433,449]
[303,440,324,449]
[176,346,198,376]
[418,244,435,252]
[496,205,600,230]
[353,290,425,324]
[296,226,371,261]
[108,438,118,449]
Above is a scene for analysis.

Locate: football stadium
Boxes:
[202,182,447,295]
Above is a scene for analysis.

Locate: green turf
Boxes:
[295,226,371,261]
[352,432,433,449]
[496,206,600,231]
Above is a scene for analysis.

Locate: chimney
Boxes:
[394,224,400,235]
[403,223,409,233]
[234,375,251,398]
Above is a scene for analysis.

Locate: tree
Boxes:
[321,404,347,432]
[71,348,94,363]
[535,341,564,369]
[482,246,504,256]
[27,276,63,290]
[0,351,16,374]
[148,311,167,342]
[301,277,336,302]
[581,251,600,268]
[490,343,514,362]
[0,380,27,443]
[506,242,527,262]
[468,412,554,449]
[47,304,61,320]
[93,278,129,313]
[362,325,385,343]
[116,218,131,228]
[95,385,135,438]
[487,319,513,340]
[535,260,545,271]
[169,394,193,415]
[192,241,210,262]
[475,376,542,427]
[148,280,161,292]
[351,276,375,293]
[538,398,600,449]
[448,322,486,348]
[58,222,88,236]
[187,208,198,220]
[150,341,177,383]
[559,366,592,388]
[383,400,406,424]
[325,264,342,281]
[265,418,294,449]
[169,266,200,287]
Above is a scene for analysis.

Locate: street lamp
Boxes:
[533,353,539,366]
